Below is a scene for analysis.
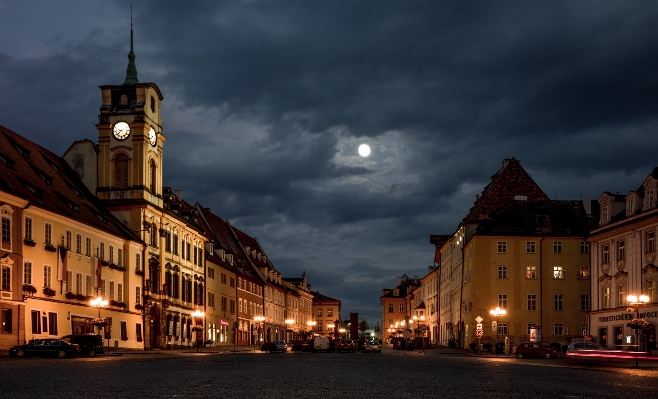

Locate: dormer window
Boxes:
[601,206,609,223]
[627,197,635,216]
[646,189,655,209]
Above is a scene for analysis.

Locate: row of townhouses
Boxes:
[0,35,341,352]
[382,158,658,352]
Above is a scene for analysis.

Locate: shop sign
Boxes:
[220,320,230,326]
[598,313,633,323]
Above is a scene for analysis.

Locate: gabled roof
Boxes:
[232,226,272,272]
[0,125,139,241]
[195,204,261,282]
[463,158,549,225]
[475,200,593,237]
[312,291,340,303]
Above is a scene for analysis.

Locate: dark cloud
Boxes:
[2,1,658,324]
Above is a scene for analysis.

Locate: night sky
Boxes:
[2,1,658,327]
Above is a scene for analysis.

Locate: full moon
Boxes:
[358,144,371,157]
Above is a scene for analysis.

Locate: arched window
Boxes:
[149,159,157,194]
[115,153,129,189]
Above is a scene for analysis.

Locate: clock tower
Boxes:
[95,27,165,209]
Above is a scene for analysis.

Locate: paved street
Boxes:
[1,346,658,398]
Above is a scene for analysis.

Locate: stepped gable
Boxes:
[475,200,591,237]
[462,158,549,224]
[195,205,258,280]
[0,125,138,240]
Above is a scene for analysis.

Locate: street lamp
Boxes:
[627,294,650,367]
[327,323,335,339]
[254,315,265,351]
[191,309,205,353]
[413,315,426,352]
[490,307,506,355]
[339,328,346,339]
[307,320,317,341]
[285,319,294,343]
[90,297,108,352]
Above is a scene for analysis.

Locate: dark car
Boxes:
[336,339,355,353]
[515,342,558,359]
[9,339,80,358]
[273,340,287,352]
[60,334,104,357]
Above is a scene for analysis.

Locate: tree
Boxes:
[358,318,369,338]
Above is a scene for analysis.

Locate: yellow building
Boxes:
[380,275,419,343]
[1,125,144,351]
[311,291,341,338]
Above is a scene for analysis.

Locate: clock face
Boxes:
[149,128,157,146]
[113,122,131,140]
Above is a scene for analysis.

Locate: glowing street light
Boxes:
[192,309,205,353]
[627,294,650,367]
[490,307,507,355]
[254,315,265,351]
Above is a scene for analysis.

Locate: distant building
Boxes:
[380,275,420,343]
[311,291,341,338]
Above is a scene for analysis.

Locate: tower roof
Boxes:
[123,19,138,85]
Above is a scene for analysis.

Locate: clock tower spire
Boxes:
[124,6,138,85]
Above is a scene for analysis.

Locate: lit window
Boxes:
[579,266,590,279]
[526,266,536,279]
[602,287,610,308]
[553,266,565,279]
[618,285,626,307]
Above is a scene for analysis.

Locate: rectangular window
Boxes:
[1,266,10,291]
[100,242,105,260]
[230,299,235,314]
[173,234,178,255]
[2,308,12,333]
[553,266,565,279]
[101,279,106,298]
[109,245,114,264]
[317,309,322,317]
[497,242,507,253]
[602,206,609,223]
[602,287,610,308]
[399,304,404,313]
[76,234,82,254]
[136,323,143,342]
[66,270,72,292]
[75,273,82,294]
[527,294,537,311]
[554,324,564,336]
[135,286,141,305]
[230,277,235,288]
[208,292,215,308]
[23,261,32,285]
[85,237,91,257]
[31,310,41,334]
[85,275,92,296]
[221,296,227,311]
[221,273,226,284]
[647,232,656,253]
[43,265,52,289]
[526,241,536,253]
[24,217,32,240]
[239,298,243,313]
[2,216,11,250]
[44,222,52,245]
[526,266,536,279]
[121,321,128,341]
[317,322,322,331]
[109,281,115,300]
[48,312,58,336]
[602,245,610,263]
[553,242,562,254]
[498,266,507,279]
[554,294,563,311]
[117,283,123,302]
[186,243,191,261]
[581,294,590,311]
[65,230,72,250]
[617,240,625,260]
[328,309,333,317]
[388,304,394,313]
[118,249,123,267]
[164,231,171,253]
[208,267,214,279]
[648,280,656,302]
[135,253,141,272]
[579,266,590,279]
[498,323,508,335]
[580,242,589,254]
[618,285,626,307]
[498,294,508,309]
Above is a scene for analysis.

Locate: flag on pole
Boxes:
[433,247,441,265]
[93,255,102,289]
[57,246,68,281]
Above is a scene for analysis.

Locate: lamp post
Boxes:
[339,328,346,339]
[90,297,108,352]
[191,309,205,353]
[413,315,426,352]
[627,294,649,367]
[490,307,506,355]
[254,315,265,352]
[307,320,317,341]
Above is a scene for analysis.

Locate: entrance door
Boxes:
[149,306,160,349]
[614,326,623,349]
[599,327,608,348]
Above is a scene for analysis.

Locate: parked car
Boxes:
[565,342,605,355]
[260,342,278,352]
[363,340,381,353]
[8,339,80,358]
[336,339,355,353]
[60,334,104,357]
[314,336,331,352]
[514,342,557,359]
[273,340,287,352]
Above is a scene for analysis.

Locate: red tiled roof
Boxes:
[462,158,548,224]
[0,125,139,240]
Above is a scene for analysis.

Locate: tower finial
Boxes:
[123,4,138,85]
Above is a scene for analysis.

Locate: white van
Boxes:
[314,337,330,352]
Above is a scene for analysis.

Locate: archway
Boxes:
[149,305,161,349]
